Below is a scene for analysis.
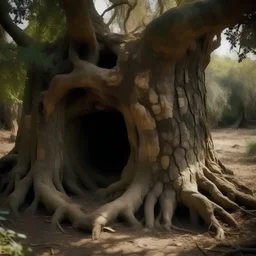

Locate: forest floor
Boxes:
[0,128,256,256]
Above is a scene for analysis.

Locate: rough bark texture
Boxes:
[1,0,256,241]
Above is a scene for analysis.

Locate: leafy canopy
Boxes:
[0,0,255,105]
[226,11,256,61]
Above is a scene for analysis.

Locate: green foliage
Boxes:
[0,0,63,104]
[226,12,256,62]
[17,43,53,69]
[1,0,255,120]
[8,0,30,23]
[0,42,26,104]
[206,55,231,126]
[0,210,30,256]
[6,0,66,42]
[205,80,229,127]
[0,32,53,104]
[206,55,256,126]
[25,0,66,42]
[246,140,256,157]
[223,59,256,123]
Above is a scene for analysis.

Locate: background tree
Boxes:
[205,55,231,127]
[226,11,256,61]
[0,0,256,241]
[206,55,256,127]
[0,26,24,140]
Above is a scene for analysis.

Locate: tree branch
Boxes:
[101,0,132,17]
[0,1,31,47]
[124,0,138,34]
[42,46,122,119]
[129,25,143,34]
[107,9,118,26]
[62,0,98,63]
[158,0,164,15]
[144,0,256,59]
[89,3,130,55]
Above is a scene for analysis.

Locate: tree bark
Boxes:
[1,0,256,241]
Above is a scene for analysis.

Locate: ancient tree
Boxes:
[0,0,256,240]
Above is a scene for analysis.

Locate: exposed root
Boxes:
[203,167,256,208]
[157,184,198,234]
[4,145,255,241]
[197,173,239,211]
[213,203,238,228]
[90,165,151,239]
[4,154,255,240]
[8,172,33,216]
[2,100,255,243]
[181,190,238,240]
[206,160,234,176]
[29,163,151,240]
[159,183,176,231]
[218,160,234,176]
[31,162,93,231]
[144,181,163,229]
[224,176,254,195]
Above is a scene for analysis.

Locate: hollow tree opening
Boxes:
[71,110,130,182]
[62,88,130,193]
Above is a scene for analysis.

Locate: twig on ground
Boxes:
[57,221,66,234]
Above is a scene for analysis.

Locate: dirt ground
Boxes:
[0,130,13,157]
[0,128,256,256]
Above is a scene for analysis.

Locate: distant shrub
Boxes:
[206,81,230,127]
[206,55,256,127]
[246,140,256,157]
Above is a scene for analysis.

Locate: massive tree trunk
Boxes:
[1,0,256,240]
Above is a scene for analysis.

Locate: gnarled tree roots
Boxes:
[1,145,255,240]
